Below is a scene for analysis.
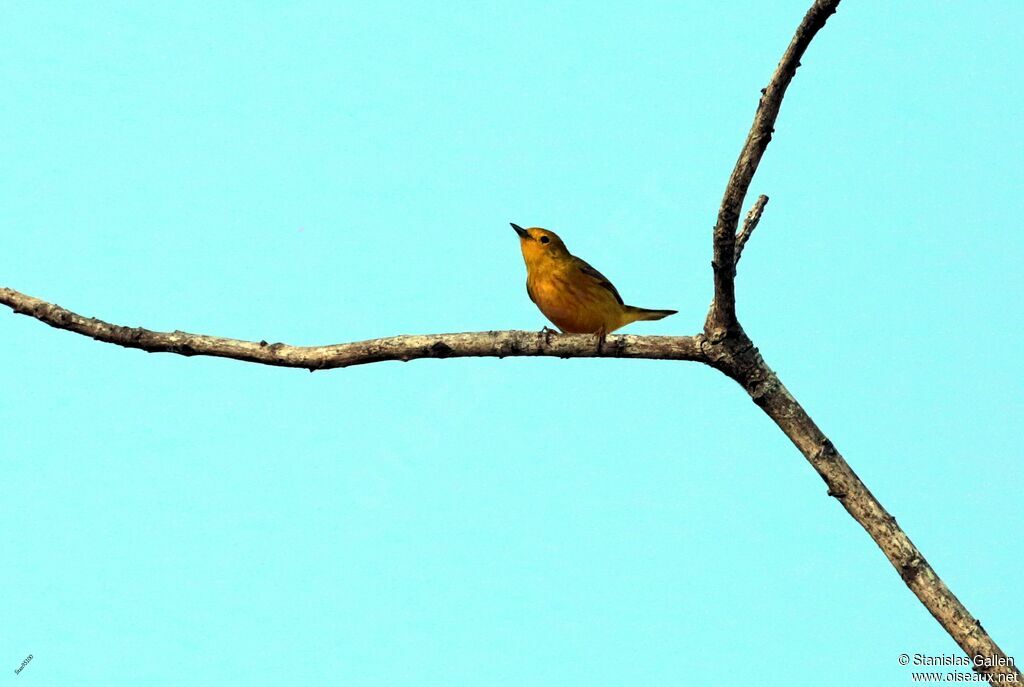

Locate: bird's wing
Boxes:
[571,256,624,305]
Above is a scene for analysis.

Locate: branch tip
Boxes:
[707,0,842,332]
[735,194,769,265]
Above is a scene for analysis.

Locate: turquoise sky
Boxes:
[2,2,1021,685]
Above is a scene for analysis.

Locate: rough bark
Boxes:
[707,0,839,337]
[0,288,706,369]
[2,0,1018,681]
[709,334,1021,683]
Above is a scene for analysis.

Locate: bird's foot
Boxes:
[539,326,557,345]
[595,328,607,354]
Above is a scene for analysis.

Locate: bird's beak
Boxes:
[510,222,529,239]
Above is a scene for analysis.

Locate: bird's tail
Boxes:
[623,306,678,323]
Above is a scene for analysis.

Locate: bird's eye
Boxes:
[539,236,550,244]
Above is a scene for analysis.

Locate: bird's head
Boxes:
[511,223,570,265]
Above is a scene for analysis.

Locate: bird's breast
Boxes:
[527,265,623,334]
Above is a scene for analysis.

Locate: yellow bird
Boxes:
[511,223,677,337]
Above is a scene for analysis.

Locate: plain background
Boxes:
[2,2,1021,685]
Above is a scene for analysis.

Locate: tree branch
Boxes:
[707,0,840,336]
[734,194,769,265]
[2,1,1019,682]
[711,335,1022,684]
[4,283,1020,680]
[0,288,706,369]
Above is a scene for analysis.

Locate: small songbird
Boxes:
[511,223,677,338]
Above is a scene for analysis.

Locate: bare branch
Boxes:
[3,2,1019,681]
[10,280,1013,678]
[734,194,769,265]
[707,0,840,335]
[5,281,1020,680]
[710,336,1023,684]
[0,287,706,369]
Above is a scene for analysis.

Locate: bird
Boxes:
[510,223,676,342]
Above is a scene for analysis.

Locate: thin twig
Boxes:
[707,0,840,335]
[734,194,769,264]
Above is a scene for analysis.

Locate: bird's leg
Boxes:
[539,326,557,345]
[595,326,607,354]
